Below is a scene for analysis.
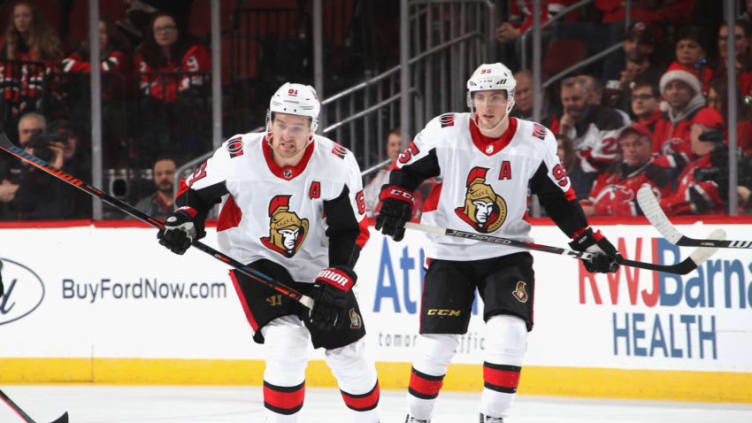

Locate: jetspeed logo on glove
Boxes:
[316,268,355,291]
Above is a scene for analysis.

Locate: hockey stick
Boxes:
[405,222,724,275]
[0,132,314,310]
[637,185,752,249]
[0,389,68,423]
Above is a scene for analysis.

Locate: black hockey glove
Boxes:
[569,227,620,273]
[157,208,206,255]
[308,266,356,331]
[374,185,414,242]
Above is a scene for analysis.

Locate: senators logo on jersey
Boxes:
[455,167,507,233]
[260,195,309,257]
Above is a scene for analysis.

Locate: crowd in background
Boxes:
[491,0,752,217]
[0,0,751,221]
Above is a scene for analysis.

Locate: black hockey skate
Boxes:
[480,412,504,422]
[405,414,430,423]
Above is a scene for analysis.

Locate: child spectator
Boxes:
[671,25,713,94]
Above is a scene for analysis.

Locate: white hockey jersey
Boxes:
[393,113,585,261]
[179,132,369,282]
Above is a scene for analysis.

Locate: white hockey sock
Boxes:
[407,334,459,420]
[480,315,527,418]
[325,338,381,422]
[261,316,310,422]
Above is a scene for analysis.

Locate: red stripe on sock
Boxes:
[341,381,380,410]
[263,382,305,411]
[409,368,444,396]
[483,364,521,389]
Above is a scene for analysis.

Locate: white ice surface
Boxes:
[0,385,750,423]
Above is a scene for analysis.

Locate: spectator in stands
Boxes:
[511,69,534,119]
[743,0,752,23]
[0,111,46,214]
[62,18,131,168]
[135,156,177,221]
[580,124,672,216]
[556,133,593,199]
[578,74,603,106]
[134,11,211,165]
[629,80,662,137]
[707,78,752,155]
[653,63,706,160]
[47,119,90,180]
[16,110,45,147]
[495,1,578,69]
[363,128,401,217]
[3,131,89,220]
[546,76,629,173]
[0,1,63,131]
[660,107,727,215]
[0,1,63,62]
[603,22,662,86]
[62,18,131,97]
[670,25,713,94]
[716,20,752,100]
[602,22,665,111]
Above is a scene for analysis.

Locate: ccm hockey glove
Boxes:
[309,266,356,331]
[569,227,620,273]
[157,207,205,255]
[375,185,414,242]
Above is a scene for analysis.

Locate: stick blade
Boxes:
[688,228,725,266]
[637,185,683,243]
[51,412,69,423]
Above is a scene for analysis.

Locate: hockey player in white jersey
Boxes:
[375,63,620,423]
[158,82,381,422]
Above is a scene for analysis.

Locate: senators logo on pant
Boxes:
[455,167,507,233]
[260,195,309,257]
[512,281,528,303]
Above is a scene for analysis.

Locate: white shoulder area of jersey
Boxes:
[514,118,556,151]
[418,112,470,143]
[219,131,264,158]
[312,134,358,171]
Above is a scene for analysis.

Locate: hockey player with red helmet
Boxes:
[158,82,381,422]
[375,63,620,422]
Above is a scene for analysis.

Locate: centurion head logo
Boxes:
[454,167,507,233]
[260,195,309,257]
[512,281,528,303]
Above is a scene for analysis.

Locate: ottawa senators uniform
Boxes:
[178,131,369,283]
[391,113,590,261]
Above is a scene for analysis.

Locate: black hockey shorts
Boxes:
[230,259,366,350]
[420,252,535,334]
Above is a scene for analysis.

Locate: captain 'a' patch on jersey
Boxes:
[454,167,507,233]
[259,195,309,258]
